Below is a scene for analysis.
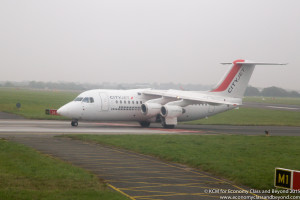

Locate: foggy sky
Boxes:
[1,0,299,90]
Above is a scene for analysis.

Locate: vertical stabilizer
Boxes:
[210,59,286,98]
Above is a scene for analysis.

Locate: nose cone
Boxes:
[57,102,82,119]
[57,105,68,116]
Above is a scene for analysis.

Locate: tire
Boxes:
[162,124,175,129]
[71,120,78,127]
[139,121,151,128]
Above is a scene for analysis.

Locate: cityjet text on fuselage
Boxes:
[109,96,130,100]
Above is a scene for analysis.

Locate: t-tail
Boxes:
[210,59,287,98]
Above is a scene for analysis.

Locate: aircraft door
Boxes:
[99,93,109,111]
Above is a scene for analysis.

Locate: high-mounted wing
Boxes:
[142,89,241,106]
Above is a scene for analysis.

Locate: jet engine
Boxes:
[141,103,161,117]
[160,105,185,118]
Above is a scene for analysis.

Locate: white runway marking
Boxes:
[266,106,300,110]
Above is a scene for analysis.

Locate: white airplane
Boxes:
[57,59,286,128]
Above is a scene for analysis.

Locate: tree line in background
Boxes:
[245,86,300,97]
[0,81,212,91]
[1,81,300,97]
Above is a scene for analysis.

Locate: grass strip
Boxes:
[0,88,77,119]
[64,134,300,190]
[0,139,128,200]
[184,107,300,126]
[244,97,300,106]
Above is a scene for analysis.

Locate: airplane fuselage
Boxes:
[59,89,234,124]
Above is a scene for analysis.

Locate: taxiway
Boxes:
[0,119,299,136]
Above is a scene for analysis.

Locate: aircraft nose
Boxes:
[57,105,68,116]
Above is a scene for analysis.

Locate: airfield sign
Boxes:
[16,103,21,110]
[275,168,300,190]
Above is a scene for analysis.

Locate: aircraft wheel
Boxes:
[71,120,78,127]
[139,121,150,128]
[162,124,175,129]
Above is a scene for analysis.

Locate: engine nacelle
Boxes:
[141,103,161,117]
[160,105,185,118]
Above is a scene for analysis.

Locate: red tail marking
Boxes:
[211,59,244,92]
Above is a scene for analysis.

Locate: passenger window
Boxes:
[132,101,134,104]
[89,97,94,103]
[116,100,118,104]
[140,101,142,104]
[128,101,130,104]
[120,100,122,104]
[82,97,89,103]
[136,101,138,104]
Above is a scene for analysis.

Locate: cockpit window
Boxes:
[75,96,94,103]
[74,97,83,101]
[82,97,90,103]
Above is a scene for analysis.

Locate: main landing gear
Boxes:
[161,122,175,129]
[139,121,151,128]
[139,119,175,129]
[71,119,78,127]
[161,117,175,129]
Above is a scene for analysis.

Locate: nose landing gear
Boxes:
[71,119,78,127]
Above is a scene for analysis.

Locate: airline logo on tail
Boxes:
[211,59,246,94]
[227,67,246,93]
[210,59,286,98]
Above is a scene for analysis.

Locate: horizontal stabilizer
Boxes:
[221,61,287,65]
